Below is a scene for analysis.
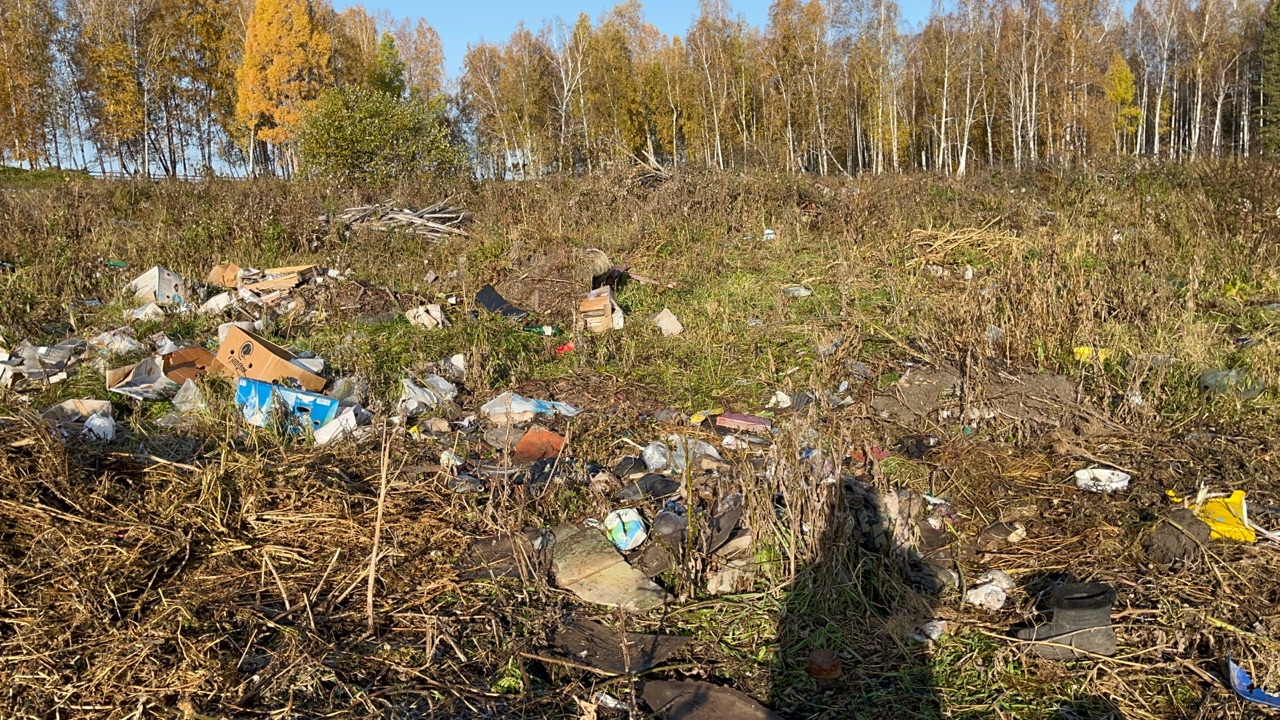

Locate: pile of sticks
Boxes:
[323,201,471,239]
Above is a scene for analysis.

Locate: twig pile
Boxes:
[907,220,1023,267]
[323,201,471,239]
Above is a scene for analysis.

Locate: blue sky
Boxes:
[335,0,934,80]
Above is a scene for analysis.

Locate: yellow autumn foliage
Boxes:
[236,0,333,146]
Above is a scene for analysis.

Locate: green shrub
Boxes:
[298,86,465,185]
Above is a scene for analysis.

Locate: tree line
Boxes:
[2,0,1279,179]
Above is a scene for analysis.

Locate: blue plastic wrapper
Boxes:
[235,377,339,434]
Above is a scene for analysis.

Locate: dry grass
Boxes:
[0,163,1279,718]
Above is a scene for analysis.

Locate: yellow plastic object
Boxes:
[1073,346,1112,363]
[1167,489,1256,543]
[689,407,724,424]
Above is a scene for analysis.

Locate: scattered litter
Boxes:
[782,285,813,298]
[964,569,1016,611]
[555,341,575,354]
[641,680,782,720]
[806,649,842,680]
[1074,468,1131,493]
[706,555,756,594]
[162,346,221,384]
[1199,368,1264,400]
[550,523,670,611]
[216,326,326,393]
[1016,582,1116,658]
[42,398,112,425]
[234,377,340,433]
[172,379,206,414]
[651,308,683,336]
[689,407,722,424]
[1169,489,1257,543]
[199,292,235,315]
[149,332,179,355]
[595,692,626,711]
[513,425,565,463]
[419,417,451,434]
[81,414,116,441]
[579,287,624,333]
[762,229,776,241]
[218,321,256,343]
[125,303,164,322]
[978,521,1027,546]
[240,265,317,293]
[554,618,690,675]
[106,356,179,400]
[1227,656,1280,710]
[603,509,647,551]
[480,391,580,425]
[642,441,670,471]
[476,284,528,318]
[397,376,458,417]
[440,450,465,469]
[483,425,524,450]
[909,620,948,643]
[716,412,772,434]
[127,266,185,305]
[10,338,85,385]
[314,405,371,445]
[206,262,241,288]
[406,304,449,329]
[88,327,140,355]
[439,353,466,380]
[766,391,792,409]
[525,324,561,336]
[613,473,680,502]
[291,357,325,374]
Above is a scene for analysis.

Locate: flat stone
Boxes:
[551,523,671,611]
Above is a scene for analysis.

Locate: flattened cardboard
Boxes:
[241,265,317,292]
[106,356,180,400]
[234,377,339,433]
[216,326,326,393]
[513,425,565,463]
[42,398,113,424]
[715,412,772,433]
[162,346,223,385]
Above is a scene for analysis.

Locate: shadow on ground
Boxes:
[767,460,945,719]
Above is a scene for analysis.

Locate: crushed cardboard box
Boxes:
[579,287,624,333]
[216,326,326,393]
[128,266,186,305]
